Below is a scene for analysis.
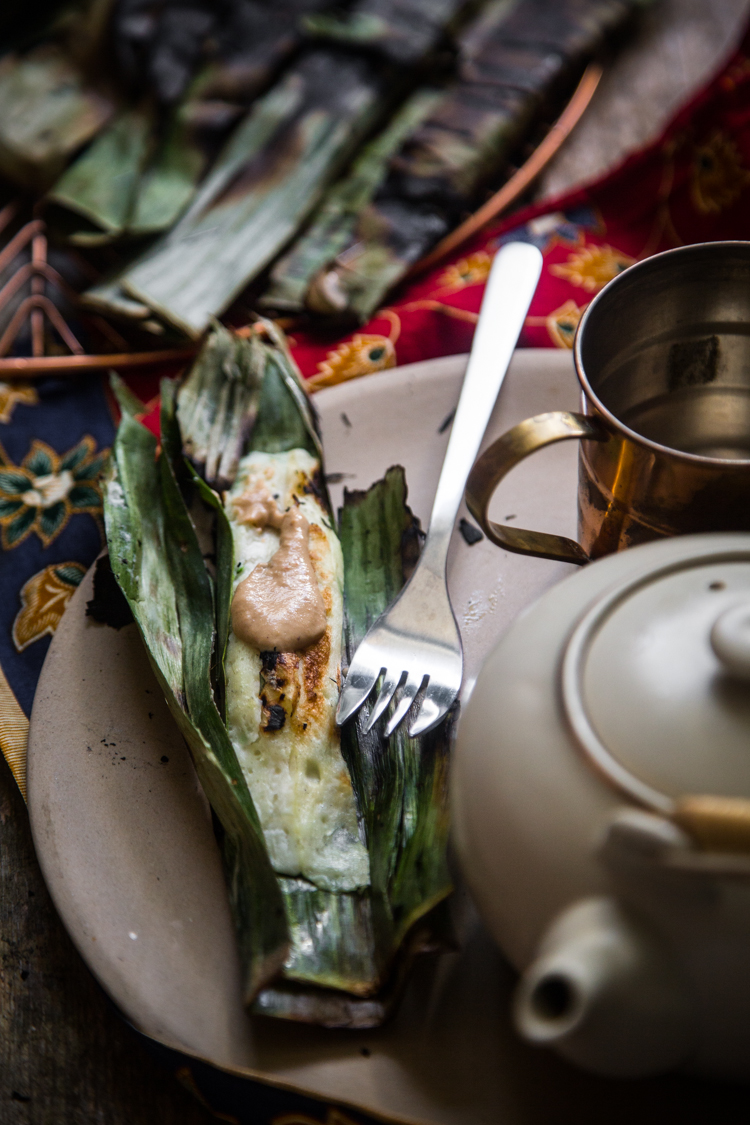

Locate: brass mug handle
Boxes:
[465,411,607,565]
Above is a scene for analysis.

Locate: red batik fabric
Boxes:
[289,21,750,385]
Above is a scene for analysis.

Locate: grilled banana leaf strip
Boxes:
[50,0,342,251]
[392,0,638,205]
[44,97,220,246]
[90,51,390,337]
[44,108,149,245]
[104,387,289,1002]
[81,270,154,325]
[260,88,442,316]
[287,0,646,321]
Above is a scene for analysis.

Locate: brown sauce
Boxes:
[230,487,327,652]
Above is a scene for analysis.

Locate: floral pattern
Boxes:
[0,381,38,424]
[438,250,491,290]
[690,131,750,213]
[549,243,635,293]
[0,436,108,549]
[311,333,396,389]
[545,299,587,349]
[12,562,85,651]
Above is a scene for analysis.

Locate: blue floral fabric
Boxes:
[0,374,114,715]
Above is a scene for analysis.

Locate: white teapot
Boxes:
[452,532,750,1080]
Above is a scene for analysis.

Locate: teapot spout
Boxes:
[513,897,694,1077]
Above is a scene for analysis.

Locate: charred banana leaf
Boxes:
[184,0,332,111]
[283,0,645,321]
[49,0,340,249]
[112,0,330,109]
[391,0,637,204]
[91,51,391,337]
[104,386,289,1002]
[260,87,442,315]
[171,323,453,1024]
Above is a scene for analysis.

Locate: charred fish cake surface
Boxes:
[225,448,370,893]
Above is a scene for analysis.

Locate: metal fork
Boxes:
[335,241,544,738]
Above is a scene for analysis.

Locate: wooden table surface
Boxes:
[4,2,750,1121]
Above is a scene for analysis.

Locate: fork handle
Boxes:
[420,241,544,575]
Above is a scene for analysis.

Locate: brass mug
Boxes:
[466,241,750,564]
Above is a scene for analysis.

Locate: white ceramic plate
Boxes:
[29,350,664,1125]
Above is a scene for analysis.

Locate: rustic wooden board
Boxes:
[0,749,214,1123]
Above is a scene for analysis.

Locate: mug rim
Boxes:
[573,240,750,468]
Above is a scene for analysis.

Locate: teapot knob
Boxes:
[710,602,750,680]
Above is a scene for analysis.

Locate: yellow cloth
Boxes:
[0,660,27,801]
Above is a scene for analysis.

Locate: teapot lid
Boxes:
[561,543,750,815]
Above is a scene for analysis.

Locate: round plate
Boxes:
[29,351,613,1125]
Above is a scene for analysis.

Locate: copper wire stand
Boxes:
[0,206,195,378]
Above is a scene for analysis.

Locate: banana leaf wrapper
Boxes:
[176,323,263,490]
[255,899,455,1028]
[172,322,454,1024]
[303,0,472,65]
[284,0,646,322]
[44,102,209,246]
[103,383,289,1003]
[260,88,442,316]
[0,44,113,191]
[89,51,391,338]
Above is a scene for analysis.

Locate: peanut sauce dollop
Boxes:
[230,488,327,652]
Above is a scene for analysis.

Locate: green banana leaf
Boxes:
[81,272,154,325]
[338,468,454,946]
[261,88,441,315]
[104,385,289,1002]
[0,44,113,191]
[183,326,388,998]
[173,323,453,1022]
[108,320,454,1023]
[44,109,151,244]
[94,51,389,337]
[45,103,209,246]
